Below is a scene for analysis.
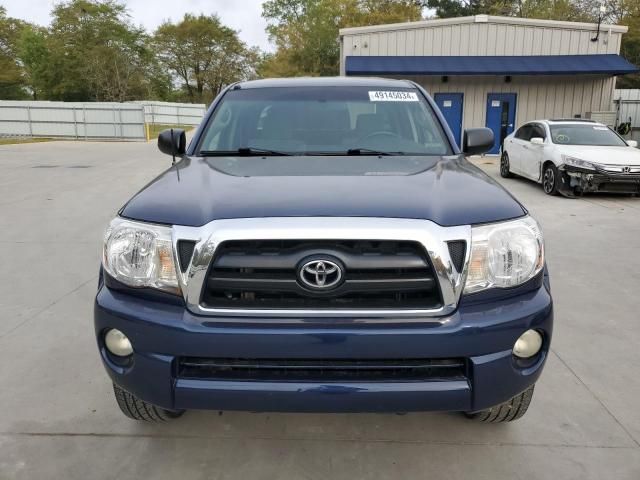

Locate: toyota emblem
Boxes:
[298,258,343,290]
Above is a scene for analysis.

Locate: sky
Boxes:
[1,0,273,51]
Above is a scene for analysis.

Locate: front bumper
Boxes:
[94,276,553,413]
[560,166,640,195]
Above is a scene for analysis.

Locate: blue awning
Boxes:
[345,54,638,76]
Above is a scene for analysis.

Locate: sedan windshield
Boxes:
[197,86,452,156]
[549,124,628,146]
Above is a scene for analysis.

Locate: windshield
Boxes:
[550,124,628,146]
[196,86,452,156]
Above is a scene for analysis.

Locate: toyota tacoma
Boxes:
[95,77,552,422]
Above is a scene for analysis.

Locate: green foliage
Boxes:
[18,26,50,100]
[617,2,640,87]
[44,0,158,101]
[153,14,259,103]
[0,6,29,99]
[261,0,423,76]
[1,0,639,99]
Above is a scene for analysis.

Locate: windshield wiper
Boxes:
[345,148,398,156]
[199,147,291,156]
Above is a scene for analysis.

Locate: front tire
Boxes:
[465,385,535,422]
[500,152,513,178]
[113,383,184,422]
[542,163,559,195]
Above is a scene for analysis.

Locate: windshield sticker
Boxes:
[593,126,609,130]
[369,91,419,102]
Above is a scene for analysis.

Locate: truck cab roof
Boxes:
[234,77,417,90]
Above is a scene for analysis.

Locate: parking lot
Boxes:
[1,139,639,479]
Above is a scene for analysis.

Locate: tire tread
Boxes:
[467,385,535,423]
[112,383,183,422]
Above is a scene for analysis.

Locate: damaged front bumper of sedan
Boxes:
[558,164,640,196]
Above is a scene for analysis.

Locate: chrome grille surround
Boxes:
[172,217,471,320]
[596,164,640,174]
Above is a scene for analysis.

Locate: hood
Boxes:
[120,155,526,227]
[558,145,640,165]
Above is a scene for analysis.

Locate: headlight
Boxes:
[464,216,544,294]
[561,155,596,170]
[102,217,179,294]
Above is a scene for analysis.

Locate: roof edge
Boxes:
[339,14,628,36]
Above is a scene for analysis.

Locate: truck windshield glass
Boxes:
[197,87,452,156]
[550,124,627,146]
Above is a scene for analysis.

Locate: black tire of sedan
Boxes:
[500,152,513,178]
[113,383,184,421]
[465,385,535,422]
[542,164,559,195]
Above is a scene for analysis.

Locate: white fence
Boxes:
[0,101,146,140]
[0,100,207,141]
[614,89,640,142]
[134,101,206,126]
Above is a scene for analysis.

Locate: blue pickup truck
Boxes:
[95,77,552,422]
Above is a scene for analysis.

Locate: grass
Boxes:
[147,124,194,140]
[0,137,54,145]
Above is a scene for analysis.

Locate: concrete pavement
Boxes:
[1,141,639,479]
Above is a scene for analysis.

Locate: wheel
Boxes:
[542,163,559,195]
[112,383,184,422]
[500,152,513,178]
[465,385,535,422]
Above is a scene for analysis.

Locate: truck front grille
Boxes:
[200,240,442,310]
[178,357,466,382]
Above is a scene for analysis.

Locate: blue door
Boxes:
[434,93,463,148]
[486,93,517,154]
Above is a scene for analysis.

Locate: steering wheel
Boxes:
[554,134,570,144]
[358,131,400,143]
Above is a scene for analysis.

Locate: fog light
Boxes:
[513,330,543,359]
[105,329,133,357]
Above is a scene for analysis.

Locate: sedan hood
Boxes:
[120,155,526,227]
[558,145,640,165]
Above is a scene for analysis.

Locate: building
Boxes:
[339,15,638,152]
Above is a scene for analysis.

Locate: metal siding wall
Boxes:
[343,21,624,60]
[614,90,640,140]
[395,76,614,133]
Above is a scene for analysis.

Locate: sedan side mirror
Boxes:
[627,140,638,148]
[462,128,494,156]
[158,128,186,162]
[530,137,545,145]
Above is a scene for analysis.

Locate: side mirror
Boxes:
[627,140,638,148]
[158,128,186,160]
[530,137,545,145]
[462,128,494,156]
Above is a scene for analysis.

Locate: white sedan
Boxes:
[501,119,640,196]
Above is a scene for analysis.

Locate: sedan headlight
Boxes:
[464,216,544,294]
[561,155,596,170]
[102,217,179,294]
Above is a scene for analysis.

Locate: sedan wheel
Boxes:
[542,164,559,195]
[500,152,513,178]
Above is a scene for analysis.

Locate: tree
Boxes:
[425,0,520,18]
[261,0,423,77]
[18,26,51,100]
[43,0,158,101]
[153,14,258,103]
[616,2,640,87]
[0,6,30,99]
